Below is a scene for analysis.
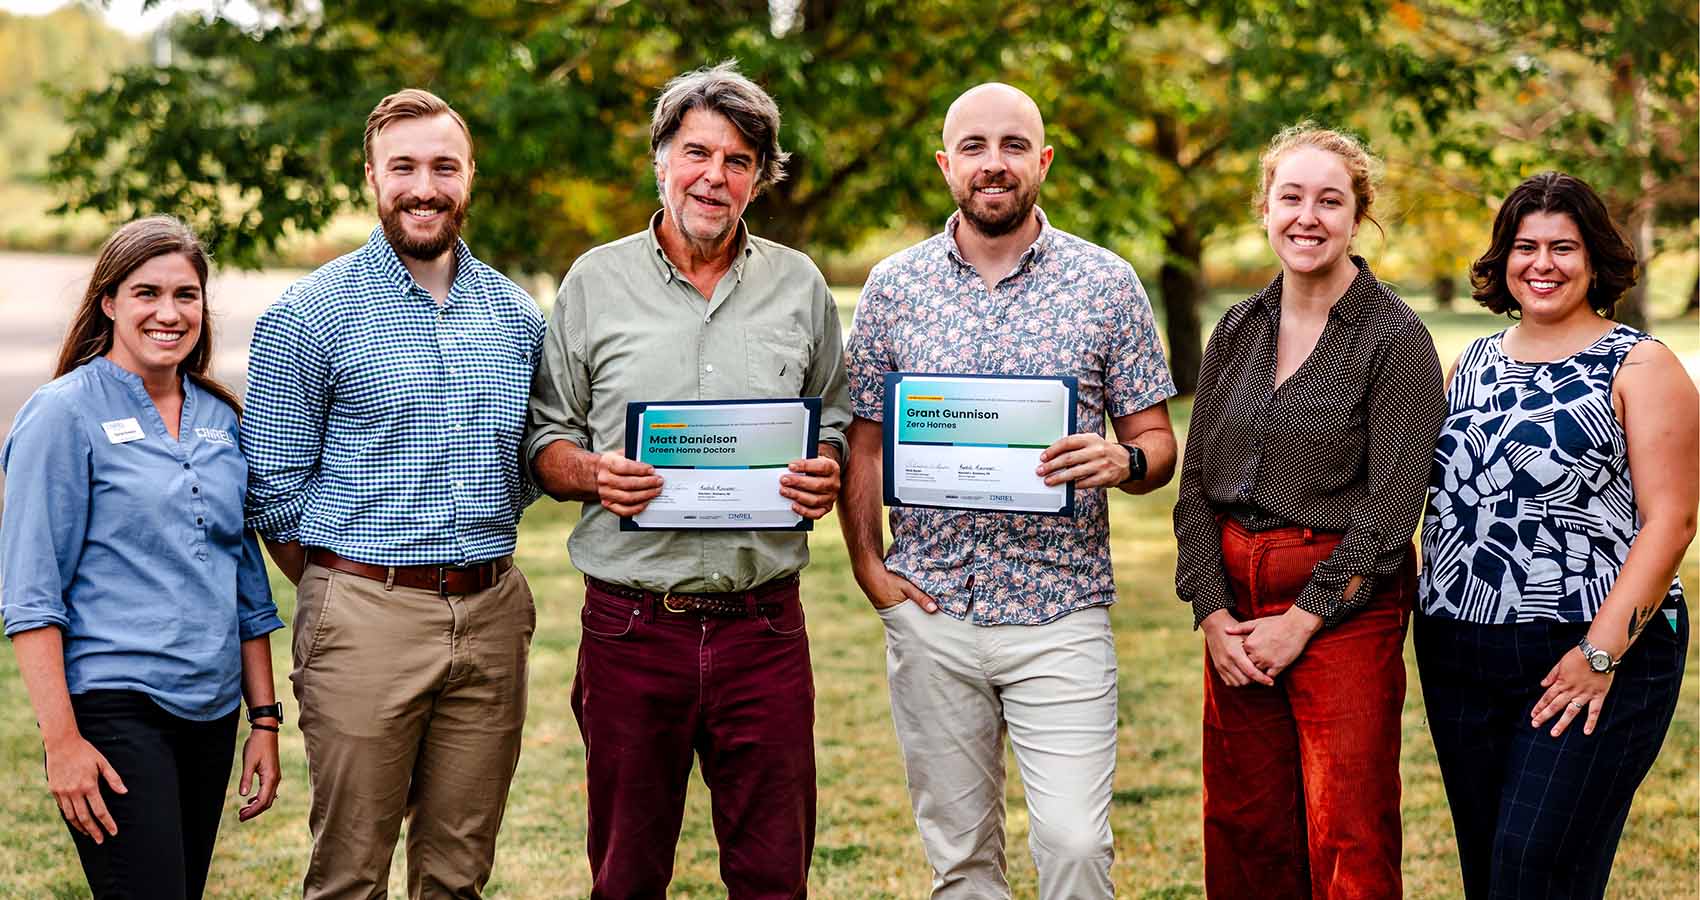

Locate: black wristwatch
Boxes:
[1116,442,1147,485]
[247,702,284,728]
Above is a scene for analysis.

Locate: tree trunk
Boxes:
[1613,54,1652,330]
[1432,273,1456,310]
[1160,220,1205,396]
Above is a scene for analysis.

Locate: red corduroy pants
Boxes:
[1202,518,1414,900]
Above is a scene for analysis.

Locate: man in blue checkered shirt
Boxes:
[243,89,544,899]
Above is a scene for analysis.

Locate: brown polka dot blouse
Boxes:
[1173,257,1446,628]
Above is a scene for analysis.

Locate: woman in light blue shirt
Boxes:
[1,217,285,899]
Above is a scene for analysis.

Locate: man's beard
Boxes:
[952,177,1039,238]
[379,198,467,261]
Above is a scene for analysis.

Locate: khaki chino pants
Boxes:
[291,562,535,900]
[879,602,1118,900]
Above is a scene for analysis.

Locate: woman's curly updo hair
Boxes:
[1256,122,1383,236]
[1470,172,1638,318]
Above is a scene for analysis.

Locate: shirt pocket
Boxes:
[746,326,810,396]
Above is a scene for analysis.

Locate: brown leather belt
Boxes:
[307,548,512,596]
[586,575,798,618]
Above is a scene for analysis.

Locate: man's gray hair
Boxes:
[651,61,790,190]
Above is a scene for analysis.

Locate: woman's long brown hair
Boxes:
[54,216,243,414]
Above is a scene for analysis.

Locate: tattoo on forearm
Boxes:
[1628,604,1657,642]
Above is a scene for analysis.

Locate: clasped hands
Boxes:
[593,450,842,520]
[1201,607,1324,687]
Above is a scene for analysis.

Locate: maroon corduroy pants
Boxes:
[1202,519,1413,900]
[572,576,816,900]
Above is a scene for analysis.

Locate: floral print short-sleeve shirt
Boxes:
[846,209,1175,624]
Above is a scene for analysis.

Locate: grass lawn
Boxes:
[0,306,1693,898]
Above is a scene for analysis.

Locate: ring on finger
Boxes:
[1567,700,1584,710]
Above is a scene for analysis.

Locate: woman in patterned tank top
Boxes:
[1416,172,1696,899]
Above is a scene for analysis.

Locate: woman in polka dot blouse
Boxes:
[1173,125,1445,899]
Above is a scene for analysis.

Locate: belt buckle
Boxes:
[662,591,689,614]
[437,566,450,598]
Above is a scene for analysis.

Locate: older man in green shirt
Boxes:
[524,62,849,898]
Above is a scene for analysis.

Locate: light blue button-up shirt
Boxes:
[243,230,545,565]
[0,357,282,721]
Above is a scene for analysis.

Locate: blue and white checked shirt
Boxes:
[244,230,545,565]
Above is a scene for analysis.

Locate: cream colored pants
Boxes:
[290,562,535,900]
[878,601,1118,899]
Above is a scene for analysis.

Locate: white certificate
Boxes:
[622,397,821,531]
[882,373,1078,516]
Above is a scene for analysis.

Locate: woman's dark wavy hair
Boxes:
[1470,171,1638,318]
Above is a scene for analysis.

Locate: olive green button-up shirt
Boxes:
[524,215,851,592]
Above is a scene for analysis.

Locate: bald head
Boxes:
[941,83,1045,150]
[935,83,1053,239]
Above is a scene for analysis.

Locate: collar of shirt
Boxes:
[1254,254,1376,324]
[361,228,484,307]
[0,356,280,720]
[90,353,184,393]
[644,210,753,287]
[942,206,1054,278]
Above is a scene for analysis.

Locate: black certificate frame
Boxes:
[880,372,1079,517]
[620,396,823,532]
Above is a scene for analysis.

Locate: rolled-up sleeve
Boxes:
[1,389,90,637]
[525,269,594,468]
[1293,321,1446,624]
[229,418,284,641]
[804,276,849,456]
[234,529,284,641]
[243,301,331,541]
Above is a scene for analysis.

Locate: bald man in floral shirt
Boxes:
[839,83,1177,899]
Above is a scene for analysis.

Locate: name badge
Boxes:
[101,417,146,444]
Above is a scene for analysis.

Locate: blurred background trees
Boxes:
[5,0,1695,392]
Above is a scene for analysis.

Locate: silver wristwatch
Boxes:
[1577,636,1618,673]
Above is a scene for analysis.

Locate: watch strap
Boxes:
[247,702,285,725]
[1116,442,1146,485]
[1577,637,1617,672]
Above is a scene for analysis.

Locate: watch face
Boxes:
[1588,653,1611,673]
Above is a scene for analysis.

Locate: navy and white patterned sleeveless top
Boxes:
[1418,324,1683,623]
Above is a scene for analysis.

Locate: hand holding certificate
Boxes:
[621,398,823,531]
[882,373,1078,515]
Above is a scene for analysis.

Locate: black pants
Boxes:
[62,690,238,900]
[1414,599,1688,900]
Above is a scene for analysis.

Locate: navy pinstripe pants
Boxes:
[1414,600,1687,900]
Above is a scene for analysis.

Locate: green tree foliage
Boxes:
[1042,0,1488,389]
[1434,0,1699,327]
[46,1,1692,392]
[51,0,1131,273]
